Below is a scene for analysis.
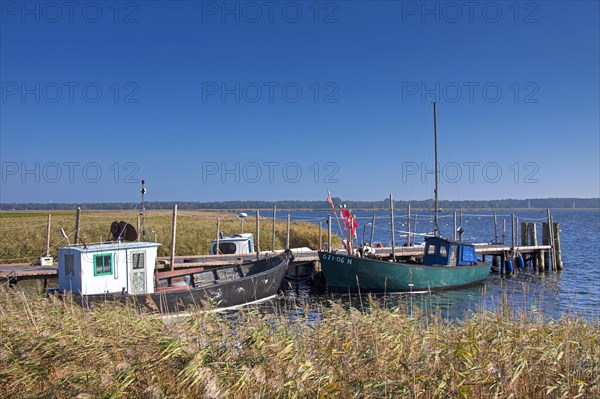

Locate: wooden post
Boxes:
[327,215,332,251]
[137,213,141,242]
[511,214,515,250]
[45,214,52,257]
[215,218,221,255]
[407,204,411,246]
[530,223,538,269]
[413,214,417,244]
[459,210,464,241]
[493,213,498,243]
[370,214,376,246]
[553,221,563,270]
[453,211,457,241]
[390,194,395,260]
[170,204,177,271]
[272,205,277,251]
[256,210,260,261]
[542,222,550,270]
[74,207,81,245]
[521,222,528,246]
[286,213,291,249]
[319,222,322,250]
[546,209,556,270]
[502,218,506,244]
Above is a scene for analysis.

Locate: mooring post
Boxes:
[546,209,556,270]
[327,215,332,251]
[521,221,528,246]
[137,213,141,242]
[453,211,457,241]
[319,221,322,250]
[553,221,563,270]
[74,207,81,245]
[511,214,515,251]
[272,206,277,251]
[390,194,395,260]
[170,204,177,272]
[370,214,376,246]
[286,213,291,249]
[502,218,506,244]
[256,210,260,260]
[542,221,550,270]
[45,213,52,257]
[493,213,498,243]
[459,210,463,240]
[413,214,417,244]
[215,218,221,255]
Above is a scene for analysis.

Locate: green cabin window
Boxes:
[94,253,113,276]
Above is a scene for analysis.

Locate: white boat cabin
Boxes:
[210,233,255,255]
[58,241,160,295]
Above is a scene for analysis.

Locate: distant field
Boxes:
[0,209,334,264]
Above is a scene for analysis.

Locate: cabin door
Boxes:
[129,252,146,294]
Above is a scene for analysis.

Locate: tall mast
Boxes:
[433,102,439,236]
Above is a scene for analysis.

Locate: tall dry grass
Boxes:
[1,291,598,398]
[0,210,338,263]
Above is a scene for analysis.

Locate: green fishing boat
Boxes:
[319,237,490,292]
[319,103,490,292]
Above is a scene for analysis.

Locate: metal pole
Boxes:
[390,194,395,260]
[215,218,221,255]
[256,210,260,260]
[170,204,177,271]
[286,213,291,249]
[433,101,439,236]
[74,207,81,244]
[272,205,276,251]
[45,214,52,256]
[369,214,375,246]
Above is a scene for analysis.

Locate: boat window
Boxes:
[439,245,447,257]
[449,245,457,266]
[93,253,112,276]
[427,243,436,255]
[64,254,74,276]
[131,252,145,270]
[213,242,237,254]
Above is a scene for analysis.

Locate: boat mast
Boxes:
[433,102,439,237]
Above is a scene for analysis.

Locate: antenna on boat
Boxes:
[140,179,147,240]
[433,101,439,237]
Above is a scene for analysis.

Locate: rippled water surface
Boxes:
[273,209,600,320]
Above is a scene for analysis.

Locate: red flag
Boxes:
[327,191,336,213]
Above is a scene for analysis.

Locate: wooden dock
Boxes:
[0,243,553,282]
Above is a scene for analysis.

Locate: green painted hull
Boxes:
[318,251,490,292]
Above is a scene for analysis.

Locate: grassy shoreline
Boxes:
[0,292,598,398]
[0,210,336,263]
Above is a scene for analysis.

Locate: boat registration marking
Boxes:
[322,254,352,265]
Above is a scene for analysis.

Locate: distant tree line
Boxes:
[1,198,598,211]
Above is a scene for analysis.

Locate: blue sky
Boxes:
[1,0,599,203]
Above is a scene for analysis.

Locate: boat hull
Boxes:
[318,251,490,293]
[74,254,290,313]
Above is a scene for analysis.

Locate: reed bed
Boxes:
[1,291,598,399]
[0,210,337,263]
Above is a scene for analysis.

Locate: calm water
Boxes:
[268,209,600,321]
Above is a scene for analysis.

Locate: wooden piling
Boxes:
[370,214,376,246]
[286,213,291,249]
[521,222,528,246]
[453,211,457,241]
[390,194,395,260]
[502,218,506,244]
[319,222,322,250]
[459,210,463,240]
[169,204,177,271]
[553,221,563,270]
[413,214,417,244]
[542,222,550,270]
[74,207,81,245]
[511,214,515,250]
[272,206,277,251]
[45,214,52,257]
[493,213,498,243]
[215,218,221,255]
[256,210,260,260]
